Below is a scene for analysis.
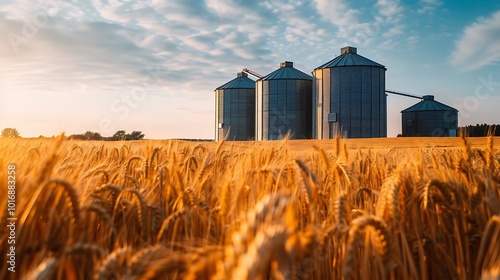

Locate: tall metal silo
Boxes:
[401,95,458,137]
[256,61,313,140]
[313,46,387,139]
[215,72,255,141]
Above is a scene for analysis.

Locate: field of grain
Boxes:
[1,136,499,280]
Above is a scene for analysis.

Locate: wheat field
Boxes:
[0,136,499,280]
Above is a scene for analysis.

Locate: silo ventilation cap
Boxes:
[341,46,357,54]
[237,72,248,77]
[280,61,294,68]
[423,95,434,100]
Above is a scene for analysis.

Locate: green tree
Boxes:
[113,130,127,140]
[1,128,20,138]
[84,131,102,140]
[128,131,145,140]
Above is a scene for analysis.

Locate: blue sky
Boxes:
[0,0,499,139]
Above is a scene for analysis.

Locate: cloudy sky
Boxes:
[0,0,499,139]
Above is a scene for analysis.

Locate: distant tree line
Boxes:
[1,127,147,140]
[459,124,500,137]
[68,130,145,141]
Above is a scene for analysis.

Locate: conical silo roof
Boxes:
[216,72,255,90]
[260,61,312,80]
[401,95,458,113]
[315,46,385,69]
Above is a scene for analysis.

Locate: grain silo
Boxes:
[313,46,387,139]
[256,61,313,140]
[401,95,458,137]
[214,72,255,141]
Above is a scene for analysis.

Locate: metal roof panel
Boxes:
[216,75,255,90]
[401,99,458,112]
[260,65,313,81]
[316,53,385,69]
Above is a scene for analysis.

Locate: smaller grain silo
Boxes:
[401,95,458,137]
[256,61,313,140]
[215,72,256,141]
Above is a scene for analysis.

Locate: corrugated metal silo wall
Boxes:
[314,66,386,138]
[215,89,222,141]
[256,79,312,140]
[215,88,255,141]
[402,110,458,137]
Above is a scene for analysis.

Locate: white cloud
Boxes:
[313,0,405,49]
[0,0,412,100]
[417,0,442,15]
[376,0,405,47]
[376,0,403,23]
[407,35,419,46]
[0,0,277,96]
[451,11,500,71]
[0,18,160,90]
[313,0,378,48]
[385,24,405,37]
[314,0,360,27]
